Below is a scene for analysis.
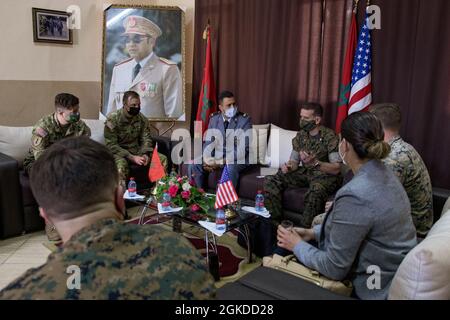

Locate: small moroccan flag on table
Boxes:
[148,143,166,182]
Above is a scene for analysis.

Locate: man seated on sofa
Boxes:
[104,90,167,188]
[370,103,433,237]
[22,93,91,244]
[188,90,252,190]
[0,137,215,300]
[264,103,341,227]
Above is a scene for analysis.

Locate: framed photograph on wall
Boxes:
[101,5,186,121]
[32,8,73,44]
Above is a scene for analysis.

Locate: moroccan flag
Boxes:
[335,5,358,133]
[195,23,217,133]
[148,144,166,182]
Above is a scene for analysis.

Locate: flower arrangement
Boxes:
[153,175,216,214]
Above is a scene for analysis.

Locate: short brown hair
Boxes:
[300,102,323,117]
[54,93,79,110]
[369,103,402,131]
[123,90,140,104]
[29,137,118,220]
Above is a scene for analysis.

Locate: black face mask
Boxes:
[299,119,316,132]
[127,107,140,116]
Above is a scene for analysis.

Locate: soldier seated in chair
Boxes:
[104,90,167,188]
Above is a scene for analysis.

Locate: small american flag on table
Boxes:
[214,165,238,209]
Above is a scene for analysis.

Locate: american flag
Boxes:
[348,10,372,115]
[214,165,238,209]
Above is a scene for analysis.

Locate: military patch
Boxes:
[35,127,48,138]
[159,57,177,65]
[139,82,149,97]
[32,135,43,147]
[148,83,157,97]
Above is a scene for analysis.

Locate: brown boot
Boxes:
[45,222,62,244]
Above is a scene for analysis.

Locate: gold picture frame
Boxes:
[101,5,186,122]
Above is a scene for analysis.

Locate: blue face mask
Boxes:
[224,105,237,118]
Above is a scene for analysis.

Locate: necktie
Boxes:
[224,120,229,130]
[132,63,141,81]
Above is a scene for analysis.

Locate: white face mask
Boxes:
[224,105,237,118]
[339,140,347,165]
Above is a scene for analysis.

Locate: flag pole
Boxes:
[353,0,360,13]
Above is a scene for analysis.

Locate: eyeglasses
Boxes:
[122,35,149,44]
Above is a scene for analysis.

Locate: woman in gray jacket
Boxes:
[277,112,417,299]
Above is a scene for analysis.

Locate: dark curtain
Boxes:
[367,0,450,189]
[193,0,450,188]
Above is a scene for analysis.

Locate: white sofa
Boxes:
[0,119,172,239]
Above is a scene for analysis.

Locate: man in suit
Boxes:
[188,91,252,190]
[106,15,182,119]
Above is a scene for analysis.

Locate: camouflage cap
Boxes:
[122,15,162,39]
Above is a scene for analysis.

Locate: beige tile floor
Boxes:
[0,232,51,290]
[0,207,145,291]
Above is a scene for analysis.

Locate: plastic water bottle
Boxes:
[215,208,226,231]
[161,192,171,211]
[128,177,137,197]
[255,190,265,212]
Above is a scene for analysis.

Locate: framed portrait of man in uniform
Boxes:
[101,5,186,121]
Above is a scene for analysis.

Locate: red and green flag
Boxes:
[195,23,217,133]
[148,144,166,182]
[335,4,358,134]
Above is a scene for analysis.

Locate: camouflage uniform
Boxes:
[22,113,91,243]
[264,126,342,227]
[23,113,91,174]
[382,136,433,236]
[0,218,216,300]
[104,109,168,183]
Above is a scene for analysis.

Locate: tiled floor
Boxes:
[0,232,50,290]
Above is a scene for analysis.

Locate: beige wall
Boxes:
[0,0,103,82]
[0,0,195,134]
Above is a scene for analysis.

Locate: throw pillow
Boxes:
[388,209,450,300]
[252,124,270,165]
[83,119,105,145]
[0,125,32,166]
[264,124,297,169]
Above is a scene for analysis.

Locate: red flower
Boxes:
[181,190,191,199]
[198,188,205,194]
[190,204,200,212]
[189,178,196,186]
[177,177,183,183]
[168,185,179,197]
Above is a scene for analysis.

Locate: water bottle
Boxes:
[215,208,226,231]
[128,177,137,197]
[161,192,171,211]
[255,190,265,212]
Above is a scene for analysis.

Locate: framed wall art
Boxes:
[101,5,186,121]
